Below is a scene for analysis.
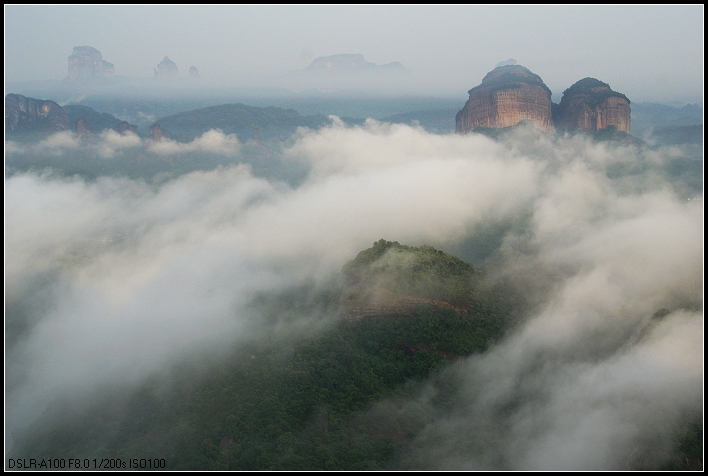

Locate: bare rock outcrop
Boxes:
[155,56,178,79]
[150,123,172,141]
[341,287,460,323]
[456,65,554,134]
[5,94,70,133]
[556,78,630,133]
[67,46,114,81]
[75,118,94,139]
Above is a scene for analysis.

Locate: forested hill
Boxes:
[154,103,332,141]
[9,240,522,469]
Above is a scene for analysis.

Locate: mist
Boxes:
[5,121,703,467]
[5,6,704,102]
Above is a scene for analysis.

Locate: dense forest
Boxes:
[10,241,522,469]
[8,240,701,469]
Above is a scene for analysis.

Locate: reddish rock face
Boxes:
[68,46,114,81]
[456,65,554,134]
[75,118,94,139]
[557,78,631,133]
[150,123,172,141]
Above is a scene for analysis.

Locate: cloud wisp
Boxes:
[6,128,241,160]
[5,122,702,468]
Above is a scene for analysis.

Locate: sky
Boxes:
[3,4,705,468]
[4,5,705,102]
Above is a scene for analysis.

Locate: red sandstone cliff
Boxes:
[556,78,631,133]
[456,65,554,134]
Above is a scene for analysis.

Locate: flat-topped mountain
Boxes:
[456,66,634,136]
[67,46,114,81]
[556,78,631,133]
[455,65,554,134]
[304,54,406,73]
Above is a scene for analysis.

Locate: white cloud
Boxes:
[146,129,240,156]
[5,124,702,468]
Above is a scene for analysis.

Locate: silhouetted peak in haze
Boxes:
[155,56,178,79]
[303,54,406,73]
[67,46,114,81]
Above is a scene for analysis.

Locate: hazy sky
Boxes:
[4,5,704,102]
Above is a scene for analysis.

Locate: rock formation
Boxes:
[5,94,70,133]
[188,66,200,78]
[155,57,178,79]
[64,105,136,134]
[304,54,406,73]
[456,65,554,134]
[150,123,172,141]
[75,118,94,139]
[556,78,631,133]
[67,46,114,81]
[115,121,139,135]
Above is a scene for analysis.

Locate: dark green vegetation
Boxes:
[4,140,308,187]
[154,103,332,142]
[468,65,552,97]
[344,239,480,307]
[559,77,630,110]
[63,105,129,133]
[9,242,521,470]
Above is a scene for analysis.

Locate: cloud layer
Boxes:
[5,128,241,159]
[5,122,702,468]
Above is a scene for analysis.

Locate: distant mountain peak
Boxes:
[303,54,406,73]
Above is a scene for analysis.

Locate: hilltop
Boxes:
[154,103,332,141]
[8,240,519,469]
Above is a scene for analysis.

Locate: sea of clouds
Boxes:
[5,121,702,468]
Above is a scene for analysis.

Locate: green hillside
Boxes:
[155,103,331,141]
[9,241,520,470]
[63,104,128,133]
